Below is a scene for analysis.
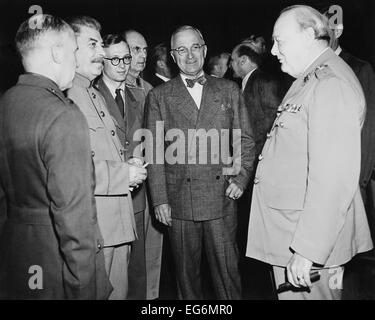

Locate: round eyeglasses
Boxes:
[104,55,132,66]
[171,43,206,57]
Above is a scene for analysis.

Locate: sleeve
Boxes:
[144,90,169,207]
[291,77,362,265]
[93,159,129,196]
[42,107,98,299]
[358,63,375,186]
[231,83,256,191]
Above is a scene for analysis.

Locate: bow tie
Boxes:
[185,75,207,88]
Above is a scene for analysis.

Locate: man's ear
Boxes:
[203,45,207,59]
[304,27,316,42]
[334,24,343,39]
[51,44,63,64]
[170,52,176,63]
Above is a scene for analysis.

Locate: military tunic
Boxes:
[246,48,373,268]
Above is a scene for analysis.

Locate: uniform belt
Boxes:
[8,204,52,226]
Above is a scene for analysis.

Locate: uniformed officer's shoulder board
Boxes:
[277,103,302,114]
[303,63,334,85]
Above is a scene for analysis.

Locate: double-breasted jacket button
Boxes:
[125,141,130,146]
[258,154,263,161]
[97,242,102,250]
[91,151,95,157]
[92,92,96,99]
[279,121,284,128]
[216,176,220,180]
[266,133,272,139]
[254,178,260,184]
[187,178,191,182]
[100,111,105,117]
[111,130,115,136]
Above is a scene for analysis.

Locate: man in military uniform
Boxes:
[0,14,111,299]
[246,5,373,299]
[67,16,147,299]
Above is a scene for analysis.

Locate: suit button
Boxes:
[120,150,124,156]
[91,151,95,157]
[267,133,271,139]
[216,176,220,180]
[111,130,115,136]
[258,154,263,161]
[92,93,96,99]
[100,111,105,117]
[97,242,102,250]
[254,178,260,184]
[279,121,284,128]
[187,178,191,182]
[125,141,130,146]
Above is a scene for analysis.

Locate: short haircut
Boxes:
[240,35,266,54]
[280,5,331,43]
[170,25,205,48]
[149,43,168,69]
[234,44,262,67]
[69,16,101,34]
[103,33,127,48]
[15,14,71,57]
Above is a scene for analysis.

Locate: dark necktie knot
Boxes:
[185,75,207,88]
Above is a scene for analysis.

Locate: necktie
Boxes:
[185,75,207,88]
[115,88,124,118]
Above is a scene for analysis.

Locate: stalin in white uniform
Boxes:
[246,5,373,300]
[67,16,147,299]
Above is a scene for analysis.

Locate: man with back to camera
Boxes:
[0,14,111,299]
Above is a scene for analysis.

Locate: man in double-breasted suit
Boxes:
[246,6,373,300]
[146,25,255,299]
[0,15,111,299]
[67,17,147,300]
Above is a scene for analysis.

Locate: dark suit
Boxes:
[339,49,375,241]
[0,73,112,299]
[96,77,148,299]
[145,73,165,88]
[145,74,255,299]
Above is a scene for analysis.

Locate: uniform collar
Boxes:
[17,73,64,99]
[73,72,93,89]
[300,47,332,81]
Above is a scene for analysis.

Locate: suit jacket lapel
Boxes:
[96,78,126,134]
[196,75,222,128]
[169,76,199,126]
[124,86,141,134]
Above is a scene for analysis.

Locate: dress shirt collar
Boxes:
[334,46,342,56]
[102,74,125,96]
[242,68,257,91]
[155,73,170,83]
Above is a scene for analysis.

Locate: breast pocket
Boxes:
[86,116,110,158]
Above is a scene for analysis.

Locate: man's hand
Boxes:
[225,181,243,200]
[154,204,172,227]
[128,164,147,188]
[286,252,313,288]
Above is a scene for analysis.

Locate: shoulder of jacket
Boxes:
[303,64,335,86]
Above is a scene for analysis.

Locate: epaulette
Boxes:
[303,64,332,85]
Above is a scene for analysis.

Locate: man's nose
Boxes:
[97,45,105,57]
[271,42,278,56]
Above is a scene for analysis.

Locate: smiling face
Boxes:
[75,25,105,80]
[271,12,311,78]
[103,41,130,83]
[171,28,207,77]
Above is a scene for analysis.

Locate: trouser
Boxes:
[272,265,344,300]
[168,215,241,300]
[127,211,147,299]
[103,244,131,300]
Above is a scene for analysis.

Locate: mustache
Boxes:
[91,57,104,63]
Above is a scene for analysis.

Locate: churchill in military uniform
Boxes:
[246,5,373,299]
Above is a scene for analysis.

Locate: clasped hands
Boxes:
[286,252,314,288]
[128,157,147,191]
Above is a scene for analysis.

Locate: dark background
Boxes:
[1,0,374,91]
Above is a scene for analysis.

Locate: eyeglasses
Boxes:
[130,46,148,55]
[104,55,132,66]
[171,43,206,57]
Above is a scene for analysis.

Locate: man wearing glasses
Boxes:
[67,18,147,299]
[145,25,255,299]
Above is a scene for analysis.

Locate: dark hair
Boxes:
[69,16,101,34]
[15,14,71,57]
[149,43,168,69]
[234,44,262,67]
[103,33,127,48]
